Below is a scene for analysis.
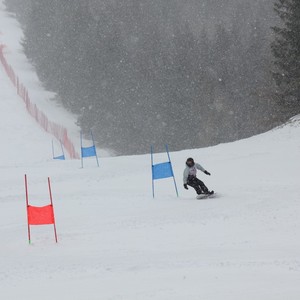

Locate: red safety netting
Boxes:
[0,44,79,159]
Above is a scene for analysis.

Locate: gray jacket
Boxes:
[183,163,205,184]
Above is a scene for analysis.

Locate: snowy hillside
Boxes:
[1,2,300,300]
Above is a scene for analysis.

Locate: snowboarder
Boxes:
[183,157,214,196]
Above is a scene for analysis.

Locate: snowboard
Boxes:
[196,191,216,200]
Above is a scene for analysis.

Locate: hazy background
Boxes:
[4,0,290,155]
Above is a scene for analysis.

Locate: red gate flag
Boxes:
[27,204,55,225]
[25,174,58,243]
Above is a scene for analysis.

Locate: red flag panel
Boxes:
[27,204,55,225]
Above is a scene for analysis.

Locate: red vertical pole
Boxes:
[24,174,31,244]
[48,177,58,243]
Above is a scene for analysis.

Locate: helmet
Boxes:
[186,157,195,167]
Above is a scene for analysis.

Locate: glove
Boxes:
[204,170,211,176]
[184,184,188,190]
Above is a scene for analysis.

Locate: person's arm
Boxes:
[195,163,205,172]
[196,163,211,175]
[183,167,189,184]
[183,168,189,189]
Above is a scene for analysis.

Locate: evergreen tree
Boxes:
[271,0,300,113]
[5,0,279,155]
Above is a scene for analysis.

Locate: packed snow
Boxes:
[1,2,300,299]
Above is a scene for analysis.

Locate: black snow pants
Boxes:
[187,175,209,195]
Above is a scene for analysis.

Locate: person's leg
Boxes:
[194,178,209,194]
[187,176,202,195]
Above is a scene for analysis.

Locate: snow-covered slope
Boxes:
[1,2,300,300]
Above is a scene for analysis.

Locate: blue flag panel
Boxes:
[152,162,173,180]
[81,145,96,158]
[53,155,65,160]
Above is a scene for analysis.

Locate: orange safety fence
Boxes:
[0,44,79,159]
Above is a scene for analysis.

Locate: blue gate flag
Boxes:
[81,145,96,158]
[152,162,173,180]
[151,145,178,198]
[52,140,65,160]
[80,131,99,167]
[54,154,65,160]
